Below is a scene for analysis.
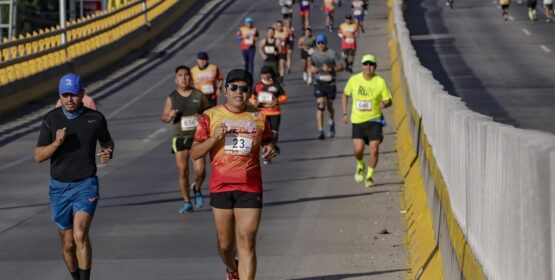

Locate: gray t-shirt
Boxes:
[311,48,343,84]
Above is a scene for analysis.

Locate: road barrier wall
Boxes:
[389,0,555,279]
[0,0,198,115]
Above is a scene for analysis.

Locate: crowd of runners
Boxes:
[34,0,396,280]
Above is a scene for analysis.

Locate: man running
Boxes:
[323,0,337,32]
[35,73,114,280]
[500,0,511,20]
[527,0,538,21]
[259,27,281,79]
[341,54,392,187]
[338,15,359,73]
[352,0,366,33]
[299,0,312,29]
[161,65,209,213]
[298,27,315,84]
[274,20,290,81]
[309,34,344,140]
[236,17,259,74]
[545,0,554,22]
[191,69,277,280]
[191,51,223,109]
[250,66,288,163]
[279,0,295,19]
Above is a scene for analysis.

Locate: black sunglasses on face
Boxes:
[227,83,251,93]
[316,41,326,45]
[362,62,376,66]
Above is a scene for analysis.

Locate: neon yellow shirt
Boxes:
[344,73,392,124]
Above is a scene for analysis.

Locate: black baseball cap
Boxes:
[225,69,253,87]
[260,66,274,74]
[197,51,209,60]
[345,14,353,20]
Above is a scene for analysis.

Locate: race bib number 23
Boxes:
[224,134,253,155]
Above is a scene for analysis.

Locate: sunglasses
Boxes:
[362,61,376,66]
[316,41,326,45]
[227,83,251,93]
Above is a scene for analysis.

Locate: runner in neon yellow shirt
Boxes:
[341,54,392,187]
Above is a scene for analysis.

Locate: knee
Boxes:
[236,231,256,251]
[217,240,235,256]
[317,102,325,111]
[62,238,76,252]
[73,229,88,245]
[178,166,189,178]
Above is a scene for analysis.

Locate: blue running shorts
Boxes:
[49,176,99,230]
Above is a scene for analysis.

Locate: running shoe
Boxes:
[303,71,308,81]
[193,189,204,208]
[318,131,325,140]
[179,202,193,213]
[329,122,335,138]
[364,177,374,188]
[355,164,365,183]
[226,270,239,280]
[307,75,312,85]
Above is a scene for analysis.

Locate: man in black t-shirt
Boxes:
[35,73,114,280]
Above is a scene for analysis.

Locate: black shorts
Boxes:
[210,191,263,209]
[267,115,281,133]
[527,0,537,7]
[278,53,287,60]
[300,49,310,59]
[314,82,337,100]
[172,136,194,153]
[342,48,356,57]
[206,93,218,108]
[282,12,293,19]
[264,60,279,76]
[352,121,383,144]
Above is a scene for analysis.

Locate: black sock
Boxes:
[79,269,90,280]
[70,270,80,280]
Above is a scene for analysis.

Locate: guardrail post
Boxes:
[142,0,150,27]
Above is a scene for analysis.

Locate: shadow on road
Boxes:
[287,268,409,279]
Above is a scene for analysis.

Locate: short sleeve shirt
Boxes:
[194,105,273,193]
[37,107,112,182]
[311,48,343,82]
[344,73,392,123]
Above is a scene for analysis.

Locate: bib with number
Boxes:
[224,134,253,155]
[180,116,198,131]
[356,100,372,111]
[307,48,315,55]
[345,37,355,44]
[302,0,309,6]
[244,38,254,46]
[264,46,275,54]
[257,92,274,103]
[319,74,333,82]
[354,9,362,15]
[285,0,293,5]
[201,84,214,94]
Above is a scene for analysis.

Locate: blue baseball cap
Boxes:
[315,34,327,43]
[245,17,253,24]
[58,73,83,95]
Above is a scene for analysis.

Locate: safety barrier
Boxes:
[0,0,197,115]
[388,0,555,279]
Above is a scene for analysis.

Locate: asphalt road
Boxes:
[0,0,407,279]
[404,0,555,134]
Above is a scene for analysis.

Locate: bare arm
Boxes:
[381,99,392,109]
[161,97,177,123]
[34,127,66,163]
[97,138,115,164]
[258,39,268,60]
[341,93,349,124]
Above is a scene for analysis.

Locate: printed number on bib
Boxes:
[356,101,372,111]
[244,38,254,46]
[264,46,275,54]
[302,0,309,6]
[285,0,293,5]
[307,48,315,55]
[201,84,214,94]
[354,10,362,15]
[225,134,253,155]
[258,92,274,103]
[345,37,355,44]
[180,116,198,131]
[319,74,333,82]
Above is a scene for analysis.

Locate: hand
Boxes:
[342,114,348,124]
[97,148,113,164]
[169,109,179,119]
[54,127,66,146]
[322,64,332,71]
[262,144,277,160]
[212,123,226,140]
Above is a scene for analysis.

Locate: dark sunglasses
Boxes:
[362,61,376,66]
[227,83,251,93]
[316,41,326,45]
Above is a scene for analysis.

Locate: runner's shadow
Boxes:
[287,269,408,279]
[263,190,391,208]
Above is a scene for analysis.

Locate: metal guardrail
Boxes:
[0,0,176,86]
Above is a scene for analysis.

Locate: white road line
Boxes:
[522,28,531,35]
[540,45,551,53]
[143,128,168,142]
[509,15,515,21]
[0,156,33,172]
